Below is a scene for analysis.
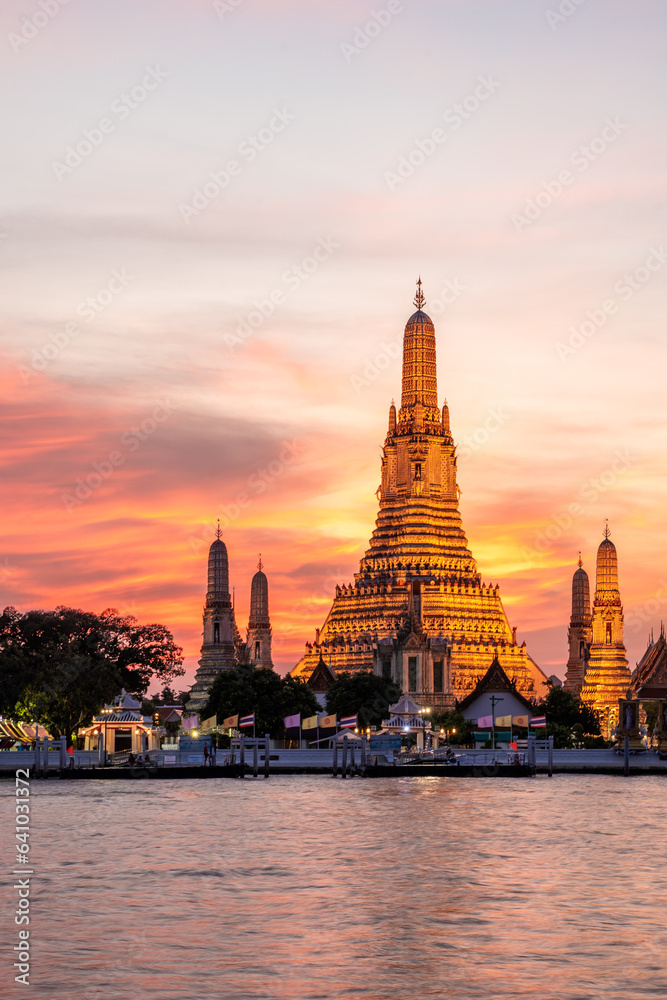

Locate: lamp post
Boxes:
[489,696,503,751]
[101,706,113,766]
[418,707,431,753]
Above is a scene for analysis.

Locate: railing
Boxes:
[395,748,527,766]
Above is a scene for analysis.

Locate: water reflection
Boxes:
[4,775,667,1000]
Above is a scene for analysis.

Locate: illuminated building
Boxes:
[79,690,160,753]
[563,555,592,697]
[291,281,548,710]
[580,524,632,735]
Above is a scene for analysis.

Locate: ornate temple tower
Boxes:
[291,281,548,709]
[246,556,273,668]
[580,524,631,735]
[188,529,240,714]
[563,555,592,697]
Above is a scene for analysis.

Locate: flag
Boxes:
[66,746,74,755]
[182,715,198,730]
[302,715,319,730]
[239,713,255,728]
[284,713,300,729]
[319,713,337,729]
[512,715,529,727]
[222,714,238,728]
[200,715,217,731]
[340,714,357,729]
[530,715,546,728]
[477,715,493,728]
[509,741,518,751]
[495,714,512,727]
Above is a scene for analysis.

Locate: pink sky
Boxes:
[1,0,666,686]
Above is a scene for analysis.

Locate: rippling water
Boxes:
[3,774,667,1000]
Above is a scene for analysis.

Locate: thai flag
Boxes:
[239,713,255,728]
[340,714,358,729]
[530,715,546,728]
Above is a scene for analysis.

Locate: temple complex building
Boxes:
[580,524,632,736]
[189,531,274,714]
[632,627,667,701]
[563,555,592,697]
[291,281,548,710]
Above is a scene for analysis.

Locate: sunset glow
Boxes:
[2,0,666,686]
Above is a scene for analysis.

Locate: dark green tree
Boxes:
[0,605,184,740]
[201,665,320,737]
[325,671,401,729]
[431,709,475,746]
[540,684,602,747]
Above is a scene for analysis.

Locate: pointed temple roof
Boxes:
[306,653,337,693]
[572,554,591,618]
[458,655,534,713]
[249,554,270,627]
[207,535,230,599]
[595,522,620,597]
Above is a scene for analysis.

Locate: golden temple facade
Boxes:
[291,282,548,709]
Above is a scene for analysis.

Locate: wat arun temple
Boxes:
[290,281,549,710]
[190,280,653,734]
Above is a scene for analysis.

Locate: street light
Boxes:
[489,696,503,751]
[418,707,431,753]
[101,706,113,766]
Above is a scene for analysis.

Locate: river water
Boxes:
[2,774,666,1000]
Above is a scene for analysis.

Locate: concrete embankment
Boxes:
[2,748,666,778]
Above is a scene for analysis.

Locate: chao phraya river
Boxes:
[3,774,667,1000]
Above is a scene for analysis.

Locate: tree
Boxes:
[0,605,184,740]
[201,665,320,737]
[325,671,401,729]
[431,709,475,746]
[540,685,602,747]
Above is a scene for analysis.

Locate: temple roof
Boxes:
[458,655,534,712]
[632,630,667,696]
[307,654,337,692]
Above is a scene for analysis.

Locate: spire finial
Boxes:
[414,276,425,310]
[216,518,222,540]
[578,551,583,569]
[604,519,610,539]
[258,553,263,572]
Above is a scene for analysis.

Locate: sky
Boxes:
[1,0,666,687]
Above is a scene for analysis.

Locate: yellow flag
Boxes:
[200,715,217,731]
[495,715,512,727]
[302,715,319,730]
[513,715,529,727]
[222,714,238,728]
[319,713,337,729]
